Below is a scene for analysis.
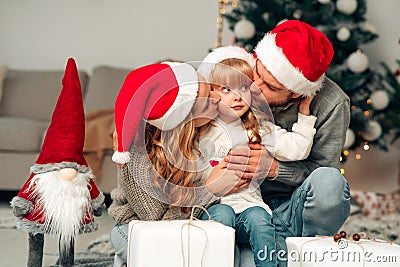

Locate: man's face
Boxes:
[252,59,300,108]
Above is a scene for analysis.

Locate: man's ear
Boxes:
[291,93,302,99]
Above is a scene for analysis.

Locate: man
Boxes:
[223,20,351,266]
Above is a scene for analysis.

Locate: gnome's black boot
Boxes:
[27,233,44,267]
[58,237,75,267]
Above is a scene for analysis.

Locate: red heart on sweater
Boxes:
[209,160,219,167]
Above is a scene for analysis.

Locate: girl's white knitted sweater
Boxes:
[198,113,316,214]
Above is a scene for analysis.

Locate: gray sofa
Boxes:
[0,65,131,193]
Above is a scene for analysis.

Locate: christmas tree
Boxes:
[223,0,400,160]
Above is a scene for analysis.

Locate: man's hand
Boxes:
[205,161,251,197]
[224,143,278,179]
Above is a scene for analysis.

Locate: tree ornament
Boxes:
[362,120,382,141]
[336,27,351,42]
[293,9,302,19]
[370,90,390,110]
[344,128,356,148]
[347,51,369,73]
[359,21,377,34]
[336,0,358,15]
[262,12,270,21]
[318,0,331,4]
[234,18,256,40]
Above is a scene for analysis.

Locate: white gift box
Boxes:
[127,219,235,267]
[286,237,400,267]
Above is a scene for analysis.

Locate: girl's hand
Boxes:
[299,95,315,116]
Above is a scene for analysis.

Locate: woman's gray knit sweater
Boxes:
[108,148,217,224]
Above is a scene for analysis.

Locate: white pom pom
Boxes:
[343,128,356,149]
[362,121,382,141]
[347,51,369,73]
[112,151,131,164]
[336,0,358,15]
[234,18,256,40]
[370,90,390,110]
[336,27,351,42]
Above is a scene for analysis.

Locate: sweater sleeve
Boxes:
[119,149,169,221]
[273,99,350,186]
[262,113,317,161]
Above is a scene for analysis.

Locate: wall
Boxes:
[1,0,398,71]
[0,0,218,72]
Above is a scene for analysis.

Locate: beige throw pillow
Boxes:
[0,65,8,103]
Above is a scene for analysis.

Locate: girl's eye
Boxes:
[222,87,231,93]
[241,85,250,91]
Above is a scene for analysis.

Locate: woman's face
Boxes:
[191,74,220,127]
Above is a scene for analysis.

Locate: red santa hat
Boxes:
[197,45,256,81]
[31,58,90,174]
[254,20,334,96]
[112,62,199,164]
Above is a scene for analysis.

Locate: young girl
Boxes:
[198,57,317,267]
[109,62,224,267]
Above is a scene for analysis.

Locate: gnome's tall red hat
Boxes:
[30,58,90,175]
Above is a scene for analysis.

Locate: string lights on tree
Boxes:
[216,0,239,48]
[216,0,400,170]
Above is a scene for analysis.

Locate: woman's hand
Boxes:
[205,161,252,197]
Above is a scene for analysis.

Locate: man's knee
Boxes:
[302,168,351,235]
[308,167,346,187]
[306,167,350,208]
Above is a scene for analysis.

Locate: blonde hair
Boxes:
[209,58,262,144]
[145,113,203,213]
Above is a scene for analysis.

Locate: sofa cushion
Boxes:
[0,69,88,120]
[84,66,131,112]
[0,117,49,152]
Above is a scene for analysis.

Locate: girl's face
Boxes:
[212,81,252,121]
[191,74,220,127]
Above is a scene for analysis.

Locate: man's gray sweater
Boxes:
[261,78,350,200]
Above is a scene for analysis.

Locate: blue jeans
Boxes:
[201,204,276,267]
[110,223,129,267]
[238,167,351,267]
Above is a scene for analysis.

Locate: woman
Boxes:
[108,62,229,267]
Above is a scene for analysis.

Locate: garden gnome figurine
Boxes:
[10,58,105,267]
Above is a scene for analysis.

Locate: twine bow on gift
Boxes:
[298,231,395,267]
[180,205,212,267]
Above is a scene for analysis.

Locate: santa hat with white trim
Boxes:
[112,62,199,164]
[254,20,334,97]
[198,45,256,81]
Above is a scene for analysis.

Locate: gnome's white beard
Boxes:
[31,171,91,250]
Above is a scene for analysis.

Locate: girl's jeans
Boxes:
[201,204,277,267]
[238,167,351,267]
